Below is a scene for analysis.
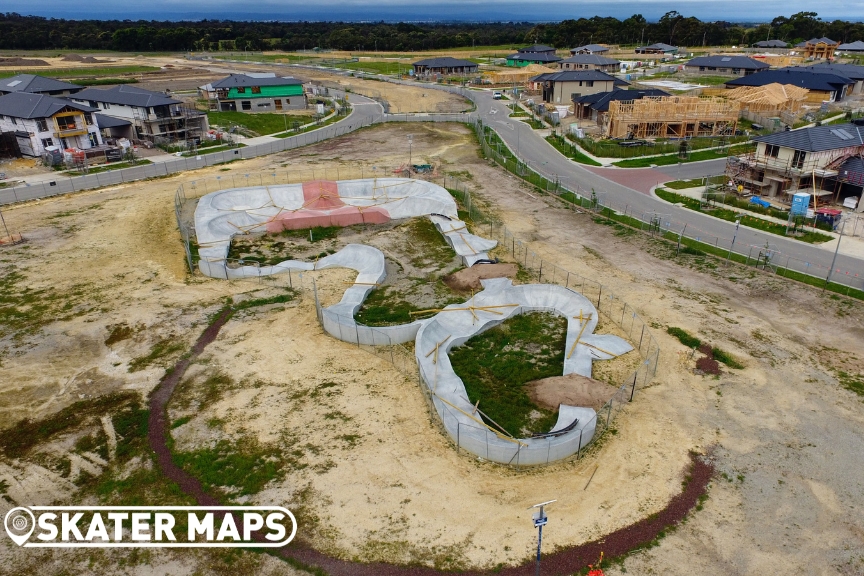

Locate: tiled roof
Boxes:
[210,74,303,88]
[530,70,622,83]
[94,113,131,128]
[752,123,864,152]
[725,69,853,91]
[685,56,769,70]
[0,74,82,94]
[838,41,864,51]
[518,44,555,53]
[412,57,478,68]
[507,53,562,63]
[570,44,609,53]
[573,88,670,111]
[0,91,95,119]
[753,40,789,48]
[560,54,620,66]
[72,85,180,107]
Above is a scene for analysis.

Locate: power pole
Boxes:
[528,500,556,576]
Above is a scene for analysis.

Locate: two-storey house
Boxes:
[0,91,101,157]
[208,74,307,112]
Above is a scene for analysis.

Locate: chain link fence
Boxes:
[174,169,660,466]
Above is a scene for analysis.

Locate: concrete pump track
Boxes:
[148,303,714,575]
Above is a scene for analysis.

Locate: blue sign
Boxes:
[534,517,548,527]
[791,192,810,216]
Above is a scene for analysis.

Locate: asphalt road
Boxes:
[468,91,864,285]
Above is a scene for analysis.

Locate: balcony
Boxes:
[53,126,88,138]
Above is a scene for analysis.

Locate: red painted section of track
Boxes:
[265,180,391,231]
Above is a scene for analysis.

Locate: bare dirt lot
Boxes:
[0,120,862,575]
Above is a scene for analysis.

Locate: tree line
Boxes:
[0,11,861,53]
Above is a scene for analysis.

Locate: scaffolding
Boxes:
[606,96,740,139]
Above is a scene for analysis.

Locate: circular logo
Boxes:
[4,507,36,546]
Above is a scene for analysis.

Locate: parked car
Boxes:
[492,91,502,99]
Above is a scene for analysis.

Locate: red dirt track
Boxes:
[148,308,715,575]
[265,180,391,232]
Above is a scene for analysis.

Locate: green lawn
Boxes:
[612,144,753,167]
[577,135,750,159]
[449,312,567,437]
[207,111,315,136]
[663,178,707,189]
[655,188,832,244]
[546,134,602,166]
[0,66,160,79]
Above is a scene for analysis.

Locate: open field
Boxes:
[0,119,862,575]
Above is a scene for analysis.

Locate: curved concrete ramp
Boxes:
[194,178,458,279]
[415,278,632,465]
[429,214,498,266]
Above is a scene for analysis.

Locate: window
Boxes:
[237,87,246,93]
[102,102,110,110]
[586,81,594,87]
[765,144,779,158]
[83,113,93,125]
[241,101,252,110]
[41,138,53,148]
[88,132,98,147]
[56,116,76,130]
[792,150,806,169]
[699,66,706,71]
[732,68,740,74]
[11,117,16,125]
[36,119,49,132]
[251,86,261,94]
[274,99,283,110]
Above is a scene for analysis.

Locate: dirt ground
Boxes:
[528,374,619,413]
[443,263,517,291]
[0,119,862,575]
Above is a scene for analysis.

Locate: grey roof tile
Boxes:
[752,123,864,152]
[210,74,303,88]
[685,55,769,70]
[72,85,181,107]
[0,74,82,94]
[0,91,95,119]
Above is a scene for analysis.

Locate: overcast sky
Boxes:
[3,1,862,22]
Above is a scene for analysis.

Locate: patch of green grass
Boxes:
[655,188,832,244]
[128,337,186,373]
[449,311,567,437]
[172,439,285,498]
[545,134,602,166]
[612,144,753,167]
[836,371,864,396]
[0,66,160,79]
[74,77,139,86]
[667,326,743,369]
[0,391,139,458]
[171,415,193,429]
[663,178,706,190]
[279,225,340,242]
[207,110,316,137]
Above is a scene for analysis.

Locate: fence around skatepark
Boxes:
[174,170,660,466]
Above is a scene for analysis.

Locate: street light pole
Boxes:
[407,134,413,178]
[528,500,556,576]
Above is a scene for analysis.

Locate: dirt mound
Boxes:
[61,54,110,63]
[443,263,517,291]
[0,57,48,66]
[527,373,619,412]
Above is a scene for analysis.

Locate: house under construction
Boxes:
[606,96,740,139]
[723,83,809,115]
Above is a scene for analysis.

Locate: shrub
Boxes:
[667,326,701,349]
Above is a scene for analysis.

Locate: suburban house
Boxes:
[683,55,769,76]
[728,123,864,209]
[558,54,620,73]
[95,113,133,141]
[0,91,101,157]
[571,88,669,128]
[530,70,624,104]
[570,44,609,55]
[801,37,839,59]
[725,69,854,102]
[208,73,306,112]
[412,57,478,77]
[753,40,790,49]
[795,63,864,94]
[635,43,678,55]
[838,41,864,53]
[0,74,83,97]
[69,85,208,144]
[505,45,561,67]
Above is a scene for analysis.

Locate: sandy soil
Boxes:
[528,374,619,413]
[443,263,518,291]
[0,120,862,575]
